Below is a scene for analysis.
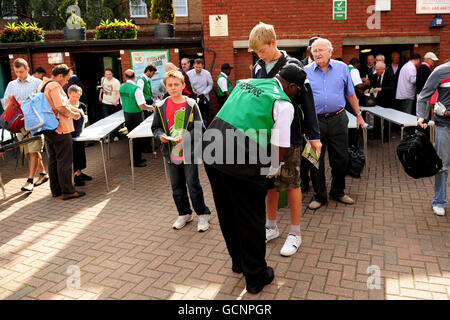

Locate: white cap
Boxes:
[424,52,439,61]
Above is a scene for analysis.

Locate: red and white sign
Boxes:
[417,0,450,14]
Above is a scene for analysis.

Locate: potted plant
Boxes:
[150,0,175,38]
[59,0,86,40]
[0,22,45,43]
[94,19,140,40]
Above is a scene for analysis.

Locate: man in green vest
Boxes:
[203,64,308,294]
[216,63,234,109]
[136,64,157,105]
[119,69,154,167]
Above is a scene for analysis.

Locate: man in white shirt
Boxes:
[119,69,154,167]
[216,63,233,108]
[99,68,121,140]
[396,53,421,115]
[2,58,48,192]
[187,58,213,125]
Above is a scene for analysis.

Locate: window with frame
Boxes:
[129,0,148,18]
[2,1,18,19]
[174,0,188,17]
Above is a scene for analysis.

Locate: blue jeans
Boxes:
[432,126,450,209]
[168,163,210,216]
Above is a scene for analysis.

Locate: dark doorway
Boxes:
[359,44,414,68]
[72,53,122,124]
[0,57,12,113]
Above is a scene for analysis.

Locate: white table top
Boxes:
[1,129,12,143]
[73,110,125,142]
[346,111,368,129]
[363,107,417,127]
[127,114,154,139]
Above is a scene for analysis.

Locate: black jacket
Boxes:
[252,50,320,144]
[371,71,395,108]
[416,64,432,95]
[151,97,205,164]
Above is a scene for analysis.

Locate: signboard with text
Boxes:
[130,50,170,100]
[333,0,347,20]
[417,0,450,14]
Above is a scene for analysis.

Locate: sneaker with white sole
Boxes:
[197,215,210,232]
[265,226,280,243]
[173,214,193,229]
[34,173,49,186]
[433,206,445,216]
[21,181,34,192]
[280,233,302,256]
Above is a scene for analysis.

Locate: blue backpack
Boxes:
[21,81,59,135]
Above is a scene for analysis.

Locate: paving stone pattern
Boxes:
[0,137,449,300]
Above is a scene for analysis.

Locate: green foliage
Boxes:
[0,21,45,43]
[95,18,139,40]
[58,0,78,23]
[150,0,175,24]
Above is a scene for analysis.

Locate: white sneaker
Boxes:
[113,137,119,142]
[172,214,193,229]
[197,215,210,232]
[280,233,302,256]
[265,226,280,243]
[433,206,445,216]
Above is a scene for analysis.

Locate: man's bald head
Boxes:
[124,69,135,80]
[165,62,178,72]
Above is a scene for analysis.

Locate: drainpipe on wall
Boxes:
[201,23,216,73]
[27,48,33,73]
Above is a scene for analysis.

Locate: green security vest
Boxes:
[138,75,153,100]
[119,82,141,113]
[216,73,233,97]
[216,78,291,147]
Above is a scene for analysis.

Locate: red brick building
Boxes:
[201,0,450,92]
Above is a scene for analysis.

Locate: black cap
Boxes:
[278,63,307,88]
[221,63,233,70]
[308,37,319,47]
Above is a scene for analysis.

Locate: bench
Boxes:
[73,110,125,191]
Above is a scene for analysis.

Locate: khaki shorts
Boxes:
[16,128,44,154]
[267,144,301,191]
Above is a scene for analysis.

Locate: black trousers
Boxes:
[217,95,227,110]
[44,132,75,195]
[197,95,210,126]
[124,111,144,164]
[72,140,86,172]
[310,111,349,203]
[205,165,269,284]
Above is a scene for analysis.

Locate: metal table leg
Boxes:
[99,140,110,192]
[0,172,6,199]
[130,138,135,189]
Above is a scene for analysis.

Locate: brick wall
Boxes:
[202,0,450,82]
[8,51,75,80]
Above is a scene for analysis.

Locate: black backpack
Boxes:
[396,127,442,179]
[347,129,366,178]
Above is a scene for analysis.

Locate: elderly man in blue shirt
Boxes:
[304,38,365,210]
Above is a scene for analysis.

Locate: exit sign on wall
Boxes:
[333,0,347,20]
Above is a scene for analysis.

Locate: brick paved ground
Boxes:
[0,135,449,300]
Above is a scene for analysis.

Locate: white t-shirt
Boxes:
[349,66,363,86]
[101,77,121,105]
[271,99,294,147]
[217,72,230,93]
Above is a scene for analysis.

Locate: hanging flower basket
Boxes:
[0,22,45,43]
[94,19,140,40]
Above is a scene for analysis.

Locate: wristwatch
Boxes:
[357,111,362,117]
